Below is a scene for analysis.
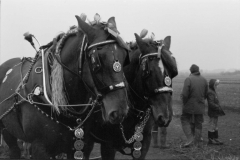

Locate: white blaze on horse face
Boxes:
[114,44,117,51]
[158,59,164,74]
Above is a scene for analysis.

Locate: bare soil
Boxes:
[92,104,240,160]
[0,104,239,160]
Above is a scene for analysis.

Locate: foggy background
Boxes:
[1,0,240,73]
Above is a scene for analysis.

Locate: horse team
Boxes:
[0,13,178,159]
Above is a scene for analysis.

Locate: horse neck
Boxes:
[60,35,89,104]
[124,49,140,84]
[125,49,146,107]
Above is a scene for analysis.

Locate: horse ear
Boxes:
[75,15,96,41]
[163,36,171,50]
[134,33,148,54]
[107,17,120,34]
[140,29,148,38]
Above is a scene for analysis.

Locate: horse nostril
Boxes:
[157,115,163,123]
[109,111,120,124]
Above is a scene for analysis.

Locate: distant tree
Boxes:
[221,70,240,75]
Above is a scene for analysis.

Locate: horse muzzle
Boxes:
[108,111,125,124]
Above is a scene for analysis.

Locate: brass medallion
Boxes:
[74,128,84,139]
[74,150,83,160]
[164,76,171,86]
[133,141,142,150]
[135,133,143,142]
[74,140,84,151]
[113,61,121,72]
[132,149,141,158]
[123,147,131,154]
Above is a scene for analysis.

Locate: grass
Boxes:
[172,74,240,111]
[165,74,240,160]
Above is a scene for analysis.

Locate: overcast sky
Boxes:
[1,0,240,71]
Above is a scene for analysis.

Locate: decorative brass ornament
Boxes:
[33,86,42,96]
[74,150,83,160]
[133,141,142,150]
[132,149,141,158]
[135,125,141,131]
[113,61,121,72]
[123,147,131,154]
[74,140,84,151]
[135,133,143,142]
[74,128,84,139]
[164,76,172,86]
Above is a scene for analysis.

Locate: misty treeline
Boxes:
[221,70,240,75]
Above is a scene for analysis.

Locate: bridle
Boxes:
[53,28,127,99]
[139,42,173,100]
[127,41,174,116]
[86,40,127,96]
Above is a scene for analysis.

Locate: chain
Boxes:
[72,99,100,131]
[0,105,15,120]
[120,108,151,144]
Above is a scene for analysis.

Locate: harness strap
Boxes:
[88,40,116,50]
[99,82,125,94]
[53,54,81,79]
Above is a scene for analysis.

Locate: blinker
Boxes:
[141,58,150,78]
[90,49,101,72]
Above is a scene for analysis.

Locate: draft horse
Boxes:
[83,32,178,159]
[0,14,129,159]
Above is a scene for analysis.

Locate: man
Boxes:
[180,64,208,147]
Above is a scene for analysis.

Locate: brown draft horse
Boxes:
[83,32,178,160]
[0,14,130,159]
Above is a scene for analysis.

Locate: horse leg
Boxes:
[83,140,95,160]
[159,127,170,149]
[2,128,21,159]
[22,142,31,159]
[100,143,116,160]
[27,143,32,159]
[31,140,50,159]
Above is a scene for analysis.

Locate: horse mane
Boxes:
[51,59,68,112]
[129,38,155,50]
[50,28,79,113]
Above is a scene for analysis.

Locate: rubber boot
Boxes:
[194,128,203,147]
[181,124,194,148]
[214,130,223,145]
[159,127,170,149]
[208,131,219,145]
[152,131,159,148]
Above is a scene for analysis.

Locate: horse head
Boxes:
[126,33,178,127]
[73,15,130,124]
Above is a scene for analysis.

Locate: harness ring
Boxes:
[35,67,42,74]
